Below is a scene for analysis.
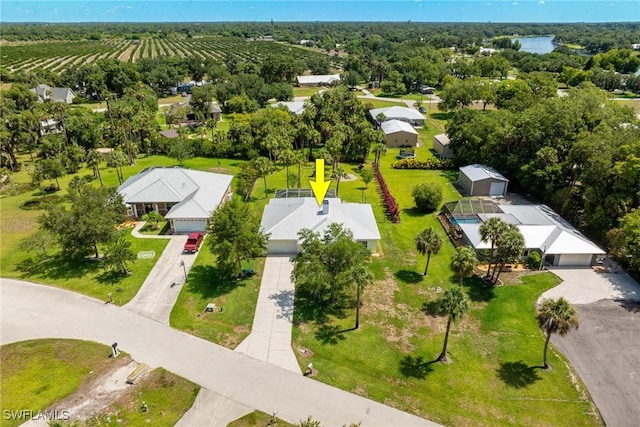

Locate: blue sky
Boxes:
[1,1,638,23]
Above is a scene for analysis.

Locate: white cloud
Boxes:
[538,0,545,4]
[512,1,518,4]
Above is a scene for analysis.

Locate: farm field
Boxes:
[1,36,341,75]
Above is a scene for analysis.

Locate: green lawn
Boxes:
[170,249,265,349]
[1,339,120,427]
[293,86,323,97]
[1,339,199,427]
[613,98,640,113]
[360,98,407,109]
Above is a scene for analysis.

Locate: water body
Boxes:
[512,36,555,54]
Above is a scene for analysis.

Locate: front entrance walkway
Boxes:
[235,255,300,373]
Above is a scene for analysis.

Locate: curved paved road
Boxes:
[0,278,438,427]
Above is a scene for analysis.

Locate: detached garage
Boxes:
[381,120,418,148]
[458,164,509,197]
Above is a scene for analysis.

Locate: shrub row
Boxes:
[373,163,400,223]
[391,158,455,170]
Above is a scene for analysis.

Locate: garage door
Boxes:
[489,181,506,196]
[173,219,207,234]
[556,254,594,267]
[268,240,298,254]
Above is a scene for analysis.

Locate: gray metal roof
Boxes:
[433,134,450,146]
[117,167,233,220]
[369,106,425,122]
[380,119,418,135]
[459,164,508,182]
[260,198,381,242]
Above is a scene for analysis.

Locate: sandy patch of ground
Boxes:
[38,356,139,423]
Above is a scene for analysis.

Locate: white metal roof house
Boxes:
[260,198,381,254]
[456,204,605,267]
[433,134,454,159]
[458,164,509,197]
[117,167,233,234]
[31,84,76,103]
[296,74,341,86]
[369,106,425,127]
[271,101,307,115]
[380,120,418,147]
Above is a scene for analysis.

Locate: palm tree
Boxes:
[436,287,470,362]
[479,217,508,279]
[331,165,348,197]
[537,297,579,369]
[492,224,525,285]
[371,142,387,164]
[294,152,306,187]
[279,149,297,189]
[107,149,127,185]
[415,227,443,276]
[450,246,478,287]
[86,149,104,187]
[254,156,274,198]
[353,264,373,330]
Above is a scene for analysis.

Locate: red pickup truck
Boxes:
[183,232,204,253]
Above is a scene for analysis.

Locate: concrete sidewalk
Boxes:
[1,278,439,427]
[235,256,300,373]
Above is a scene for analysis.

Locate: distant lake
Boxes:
[511,36,555,54]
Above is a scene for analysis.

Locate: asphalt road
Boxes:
[0,278,439,427]
[552,299,640,427]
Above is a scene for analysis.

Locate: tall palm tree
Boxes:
[294,152,306,188]
[479,217,508,279]
[331,165,348,197]
[279,149,297,189]
[371,142,387,164]
[86,149,104,187]
[353,264,373,330]
[436,287,470,362]
[415,227,443,276]
[107,149,127,185]
[537,297,579,369]
[450,246,478,287]
[492,224,525,285]
[254,156,274,198]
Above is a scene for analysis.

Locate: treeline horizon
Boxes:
[2,22,639,53]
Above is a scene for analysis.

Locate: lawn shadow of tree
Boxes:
[17,253,101,281]
[462,276,496,302]
[422,300,440,316]
[185,264,247,299]
[293,287,347,325]
[497,361,542,388]
[394,269,423,284]
[439,169,459,183]
[402,207,430,218]
[96,269,126,285]
[314,323,348,345]
[399,355,436,379]
[430,112,453,121]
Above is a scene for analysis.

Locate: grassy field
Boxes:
[361,98,407,109]
[170,249,265,349]
[0,153,242,303]
[0,339,198,427]
[613,98,640,113]
[293,86,324,97]
[228,411,296,427]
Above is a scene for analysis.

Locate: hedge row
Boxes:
[373,163,400,223]
[391,158,455,170]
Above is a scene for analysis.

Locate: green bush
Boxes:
[526,251,542,270]
[412,182,443,213]
[391,158,455,170]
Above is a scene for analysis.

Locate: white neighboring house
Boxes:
[272,100,307,115]
[260,198,381,254]
[31,84,76,103]
[457,204,605,267]
[369,106,426,127]
[380,119,418,147]
[117,167,233,234]
[296,74,341,86]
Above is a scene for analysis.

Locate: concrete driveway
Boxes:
[540,268,640,427]
[124,223,202,324]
